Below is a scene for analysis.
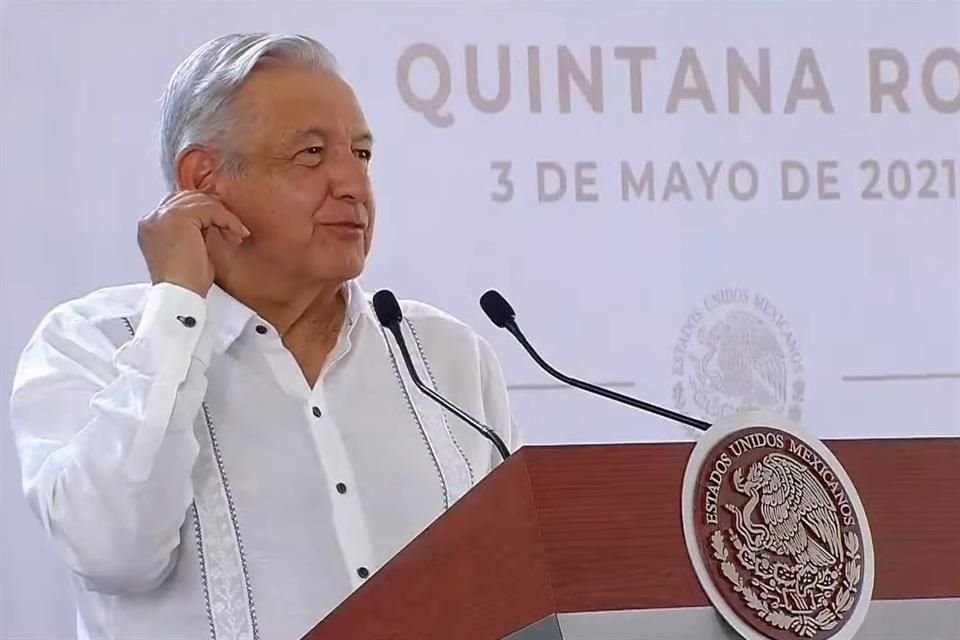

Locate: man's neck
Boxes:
[217,276,347,339]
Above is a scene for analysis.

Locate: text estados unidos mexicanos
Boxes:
[702,431,857,528]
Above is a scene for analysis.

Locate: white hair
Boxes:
[159,33,338,190]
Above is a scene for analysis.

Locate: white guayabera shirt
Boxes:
[10,280,519,640]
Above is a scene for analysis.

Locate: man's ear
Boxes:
[175,146,219,191]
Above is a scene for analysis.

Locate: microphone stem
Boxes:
[505,323,710,432]
[389,325,512,460]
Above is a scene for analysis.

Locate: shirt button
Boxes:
[312,406,322,418]
[177,315,197,328]
[336,482,347,494]
[357,567,370,579]
[255,325,268,335]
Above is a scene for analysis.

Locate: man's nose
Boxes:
[327,149,370,203]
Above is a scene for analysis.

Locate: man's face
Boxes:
[214,65,375,287]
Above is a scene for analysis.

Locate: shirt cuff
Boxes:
[132,283,208,375]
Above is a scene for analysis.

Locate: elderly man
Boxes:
[9,33,518,639]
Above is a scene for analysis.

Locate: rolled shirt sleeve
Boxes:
[9,283,213,594]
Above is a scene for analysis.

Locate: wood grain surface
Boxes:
[304,438,960,640]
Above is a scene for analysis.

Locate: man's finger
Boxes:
[165,191,215,209]
[208,206,251,239]
[169,197,250,238]
[166,188,209,202]
[157,191,181,206]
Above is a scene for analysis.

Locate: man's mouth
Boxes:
[322,220,366,229]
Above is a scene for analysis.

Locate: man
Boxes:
[9,33,518,640]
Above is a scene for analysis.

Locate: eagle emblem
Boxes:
[714,452,863,638]
[694,310,787,415]
[683,418,873,640]
[671,289,806,424]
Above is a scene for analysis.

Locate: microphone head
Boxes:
[480,290,516,328]
[373,289,403,327]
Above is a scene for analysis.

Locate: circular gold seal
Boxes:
[682,411,874,640]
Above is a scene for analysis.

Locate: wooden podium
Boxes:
[304,438,960,640]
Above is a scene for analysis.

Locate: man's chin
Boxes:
[306,257,366,284]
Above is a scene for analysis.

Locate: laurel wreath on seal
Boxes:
[710,529,862,637]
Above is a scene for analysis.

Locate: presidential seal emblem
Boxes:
[682,411,874,640]
[672,288,805,423]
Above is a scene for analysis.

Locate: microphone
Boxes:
[479,290,709,433]
[373,290,511,460]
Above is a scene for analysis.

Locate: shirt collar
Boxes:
[344,278,378,329]
[205,283,259,355]
[205,279,376,355]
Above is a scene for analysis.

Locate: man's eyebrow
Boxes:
[283,128,374,146]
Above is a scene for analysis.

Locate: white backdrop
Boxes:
[1,1,958,638]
